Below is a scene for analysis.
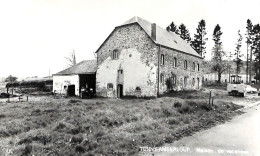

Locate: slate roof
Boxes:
[54,60,97,75]
[122,16,202,58]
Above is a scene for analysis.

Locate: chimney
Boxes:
[151,23,156,41]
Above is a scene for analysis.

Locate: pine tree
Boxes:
[191,19,208,57]
[252,24,260,83]
[245,19,254,83]
[166,22,179,34]
[211,24,226,83]
[179,23,191,43]
[234,30,243,76]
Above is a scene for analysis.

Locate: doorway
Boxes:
[68,85,75,96]
[117,84,123,98]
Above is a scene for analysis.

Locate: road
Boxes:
[140,102,260,156]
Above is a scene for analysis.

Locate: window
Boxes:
[184,77,187,87]
[184,60,187,69]
[160,74,164,84]
[192,78,195,86]
[107,83,113,89]
[135,87,141,91]
[173,57,177,67]
[173,75,177,85]
[193,62,195,70]
[161,54,165,65]
[112,49,118,59]
[197,64,200,71]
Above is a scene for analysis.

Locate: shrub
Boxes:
[23,144,32,156]
[200,103,212,111]
[177,104,192,114]
[167,117,180,125]
[70,135,83,144]
[75,145,86,153]
[174,102,182,108]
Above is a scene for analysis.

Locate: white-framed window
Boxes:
[197,64,200,71]
[193,62,195,70]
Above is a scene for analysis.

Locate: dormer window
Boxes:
[112,49,118,59]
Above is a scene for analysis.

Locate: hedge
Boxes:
[6,80,53,89]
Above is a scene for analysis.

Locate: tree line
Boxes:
[166,19,260,83]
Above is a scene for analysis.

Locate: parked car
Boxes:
[227,83,247,97]
[80,87,94,99]
[227,83,258,97]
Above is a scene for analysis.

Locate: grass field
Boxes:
[0,88,257,156]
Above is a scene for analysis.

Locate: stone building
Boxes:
[95,16,203,98]
[53,60,96,96]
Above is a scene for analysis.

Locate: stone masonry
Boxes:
[95,17,203,98]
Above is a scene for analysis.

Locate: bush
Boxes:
[174,102,182,108]
[177,104,192,114]
[70,135,83,144]
[200,103,213,111]
[167,117,180,125]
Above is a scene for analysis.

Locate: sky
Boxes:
[0,0,259,79]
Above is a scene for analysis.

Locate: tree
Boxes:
[211,24,226,83]
[166,22,179,34]
[65,49,77,67]
[233,30,243,76]
[5,75,17,94]
[5,75,17,83]
[245,19,254,83]
[191,19,208,58]
[252,24,260,83]
[179,23,191,43]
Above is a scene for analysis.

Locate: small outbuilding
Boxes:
[53,60,97,96]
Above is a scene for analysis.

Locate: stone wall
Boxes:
[96,22,204,97]
[159,46,203,93]
[53,75,79,95]
[96,24,158,98]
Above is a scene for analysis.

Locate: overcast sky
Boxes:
[0,0,259,78]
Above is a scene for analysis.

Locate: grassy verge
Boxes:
[0,94,244,156]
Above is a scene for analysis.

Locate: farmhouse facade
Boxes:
[95,16,203,98]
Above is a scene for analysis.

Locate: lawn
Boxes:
[0,89,251,156]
